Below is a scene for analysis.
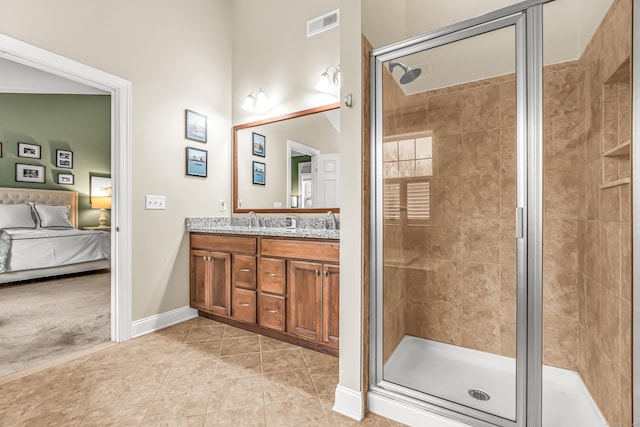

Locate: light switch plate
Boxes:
[146,195,165,210]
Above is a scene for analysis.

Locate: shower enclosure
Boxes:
[369,0,633,426]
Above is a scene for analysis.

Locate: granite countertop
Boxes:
[185,217,340,240]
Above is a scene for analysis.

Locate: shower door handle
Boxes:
[516,207,524,239]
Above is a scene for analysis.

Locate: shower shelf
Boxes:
[600,177,631,189]
[603,140,630,157]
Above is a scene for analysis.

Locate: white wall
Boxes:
[338,0,364,407]
[0,0,233,321]
[231,0,340,125]
[237,113,339,210]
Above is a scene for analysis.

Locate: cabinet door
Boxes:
[232,254,257,290]
[210,252,231,317]
[322,264,340,346]
[190,249,210,311]
[288,260,322,340]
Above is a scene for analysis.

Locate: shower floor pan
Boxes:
[383,336,606,426]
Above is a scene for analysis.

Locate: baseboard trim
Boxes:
[131,306,198,337]
[333,384,364,421]
[367,391,470,427]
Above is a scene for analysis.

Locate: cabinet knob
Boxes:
[266,273,279,277]
[323,271,328,277]
[240,269,251,273]
[265,308,279,313]
[315,270,320,276]
[239,302,251,307]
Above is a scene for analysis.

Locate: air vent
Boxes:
[307,9,339,37]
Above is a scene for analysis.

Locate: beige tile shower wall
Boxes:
[577,0,632,424]
[382,70,518,357]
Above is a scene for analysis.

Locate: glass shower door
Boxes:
[372,13,525,426]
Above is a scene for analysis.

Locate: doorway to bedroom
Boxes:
[0,35,132,379]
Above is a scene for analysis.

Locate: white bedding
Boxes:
[2,228,110,273]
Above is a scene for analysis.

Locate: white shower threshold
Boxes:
[382,336,606,426]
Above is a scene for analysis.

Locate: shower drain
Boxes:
[468,389,491,401]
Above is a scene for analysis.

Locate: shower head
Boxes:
[389,61,422,84]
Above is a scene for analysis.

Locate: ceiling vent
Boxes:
[307,9,339,37]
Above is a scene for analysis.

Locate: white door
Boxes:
[316,153,340,208]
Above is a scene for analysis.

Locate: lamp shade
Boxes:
[91,196,111,209]
[314,72,331,92]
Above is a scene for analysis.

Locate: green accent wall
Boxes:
[0,94,111,228]
[290,155,311,205]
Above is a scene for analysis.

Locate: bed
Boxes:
[0,187,111,284]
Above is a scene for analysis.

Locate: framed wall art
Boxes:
[252,132,265,157]
[57,173,74,185]
[185,109,207,143]
[186,147,208,177]
[18,142,41,159]
[16,163,45,183]
[56,149,73,168]
[252,161,265,185]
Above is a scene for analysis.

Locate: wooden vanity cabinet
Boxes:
[190,233,256,323]
[190,232,339,354]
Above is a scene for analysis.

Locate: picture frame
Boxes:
[185,109,207,143]
[90,175,112,198]
[56,149,73,169]
[252,161,265,185]
[57,173,74,185]
[16,163,45,183]
[252,132,265,157]
[186,147,208,177]
[18,142,41,159]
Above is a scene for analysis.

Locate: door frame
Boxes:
[0,33,133,342]
[286,139,320,208]
[368,1,550,426]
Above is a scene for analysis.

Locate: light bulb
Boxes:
[314,72,331,92]
[241,93,254,111]
[256,89,268,109]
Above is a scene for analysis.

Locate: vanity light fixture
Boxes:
[315,64,340,93]
[241,88,269,112]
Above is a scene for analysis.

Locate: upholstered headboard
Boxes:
[0,187,79,228]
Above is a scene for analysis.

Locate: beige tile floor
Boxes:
[0,317,404,426]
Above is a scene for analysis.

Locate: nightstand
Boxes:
[82,226,111,231]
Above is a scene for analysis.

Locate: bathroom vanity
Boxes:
[186,218,339,355]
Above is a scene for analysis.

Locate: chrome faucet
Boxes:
[248,211,259,228]
[326,211,337,230]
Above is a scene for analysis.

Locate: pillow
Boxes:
[32,204,74,228]
[0,204,37,229]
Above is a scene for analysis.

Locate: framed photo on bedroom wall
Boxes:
[16,163,45,184]
[57,173,74,185]
[18,142,41,159]
[56,149,73,169]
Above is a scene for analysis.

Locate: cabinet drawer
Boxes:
[259,294,285,331]
[259,258,286,295]
[191,234,256,254]
[233,255,256,290]
[260,239,339,263]
[232,288,256,324]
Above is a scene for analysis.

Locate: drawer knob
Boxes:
[240,268,251,273]
[265,308,279,313]
[239,302,251,307]
[266,273,279,277]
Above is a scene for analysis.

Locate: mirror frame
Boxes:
[233,102,341,214]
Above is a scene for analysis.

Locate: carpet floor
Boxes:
[0,270,111,377]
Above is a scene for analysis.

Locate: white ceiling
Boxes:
[0,57,108,95]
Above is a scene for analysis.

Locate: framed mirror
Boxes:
[233,103,340,213]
